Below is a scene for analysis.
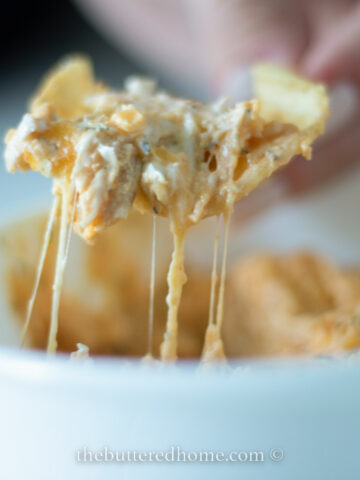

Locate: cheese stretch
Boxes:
[4,57,328,360]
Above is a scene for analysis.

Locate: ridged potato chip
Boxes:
[5,57,329,237]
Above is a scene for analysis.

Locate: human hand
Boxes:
[185,0,360,206]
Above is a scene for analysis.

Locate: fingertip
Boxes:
[301,54,335,84]
[215,48,296,98]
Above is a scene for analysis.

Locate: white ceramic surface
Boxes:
[1,347,360,480]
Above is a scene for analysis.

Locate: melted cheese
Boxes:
[202,211,232,362]
[4,58,328,361]
[71,342,90,360]
[20,195,59,347]
[215,211,232,331]
[47,190,69,353]
[208,217,220,328]
[160,229,187,361]
[147,214,157,357]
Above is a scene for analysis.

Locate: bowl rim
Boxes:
[1,345,360,397]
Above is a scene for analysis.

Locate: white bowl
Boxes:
[0,348,359,479]
[1,163,360,479]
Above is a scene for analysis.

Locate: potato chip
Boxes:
[4,57,329,237]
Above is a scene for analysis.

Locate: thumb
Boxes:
[185,0,308,97]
